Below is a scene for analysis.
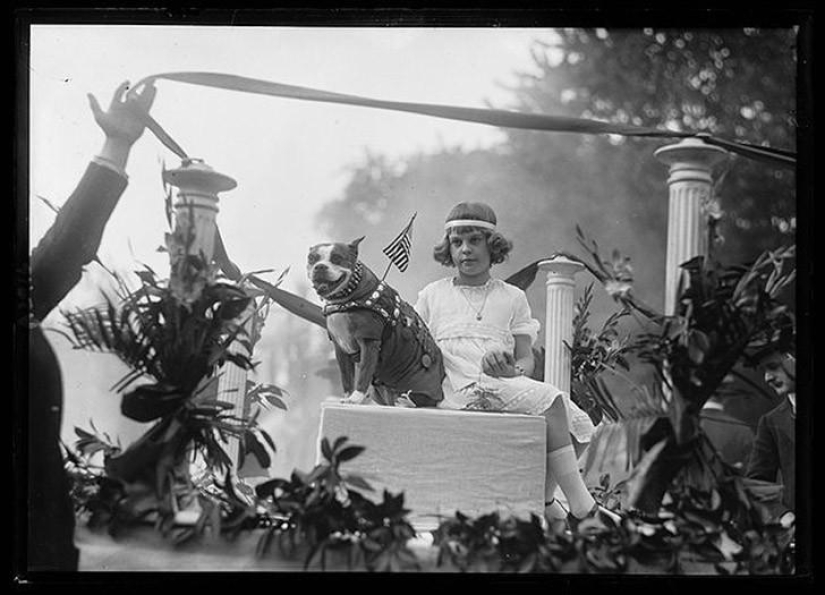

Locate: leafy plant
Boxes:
[571,225,795,517]
[62,249,284,534]
[433,511,558,572]
[567,283,633,424]
[254,436,420,571]
[431,478,793,574]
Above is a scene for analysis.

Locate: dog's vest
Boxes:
[323,281,443,402]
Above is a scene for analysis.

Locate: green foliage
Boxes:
[509,28,796,264]
[431,480,794,574]
[253,436,420,571]
[568,283,632,424]
[64,263,254,400]
[635,244,795,442]
[245,378,289,411]
[572,226,795,514]
[63,253,286,536]
[434,511,552,572]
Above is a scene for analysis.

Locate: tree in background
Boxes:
[505,27,796,266]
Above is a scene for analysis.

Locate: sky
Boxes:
[29,25,552,314]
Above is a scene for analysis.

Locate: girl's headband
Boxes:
[445,219,496,232]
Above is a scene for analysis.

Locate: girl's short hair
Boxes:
[433,226,514,267]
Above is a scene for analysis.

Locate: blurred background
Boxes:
[27,25,798,480]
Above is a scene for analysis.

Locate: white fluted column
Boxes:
[163,158,237,262]
[538,256,584,392]
[654,138,729,315]
[217,304,256,469]
[164,158,251,469]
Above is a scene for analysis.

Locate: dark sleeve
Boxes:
[745,414,780,482]
[30,162,128,320]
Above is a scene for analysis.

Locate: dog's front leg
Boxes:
[343,338,381,404]
[333,343,356,397]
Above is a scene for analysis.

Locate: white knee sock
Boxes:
[546,445,595,519]
[543,475,568,520]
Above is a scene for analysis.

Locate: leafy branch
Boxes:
[253,436,420,571]
[572,226,795,514]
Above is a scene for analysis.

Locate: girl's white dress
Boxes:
[415,277,596,443]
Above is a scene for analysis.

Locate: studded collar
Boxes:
[321,261,364,302]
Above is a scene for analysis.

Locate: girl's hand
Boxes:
[482,349,518,378]
[88,80,156,146]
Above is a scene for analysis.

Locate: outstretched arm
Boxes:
[31,81,156,319]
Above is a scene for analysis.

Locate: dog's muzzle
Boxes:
[310,265,346,295]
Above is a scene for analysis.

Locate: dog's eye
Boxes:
[330,253,342,265]
[307,253,319,265]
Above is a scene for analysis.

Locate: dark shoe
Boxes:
[567,504,622,533]
[543,499,569,532]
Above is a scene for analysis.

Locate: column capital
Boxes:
[163,157,238,197]
[538,255,585,281]
[654,138,730,184]
[164,158,237,265]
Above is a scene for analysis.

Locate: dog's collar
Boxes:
[322,261,364,302]
[323,280,400,326]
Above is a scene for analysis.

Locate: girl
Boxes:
[415,201,609,525]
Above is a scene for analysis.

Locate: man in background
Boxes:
[746,349,796,522]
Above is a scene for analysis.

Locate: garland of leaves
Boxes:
[64,431,795,573]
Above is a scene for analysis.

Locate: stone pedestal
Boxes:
[317,403,547,531]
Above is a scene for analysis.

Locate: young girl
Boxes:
[415,201,606,525]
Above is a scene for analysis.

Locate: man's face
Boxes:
[760,352,796,397]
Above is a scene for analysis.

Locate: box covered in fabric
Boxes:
[317,402,546,530]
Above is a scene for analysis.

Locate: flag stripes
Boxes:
[382,213,416,273]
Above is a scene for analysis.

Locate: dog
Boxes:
[307,236,444,406]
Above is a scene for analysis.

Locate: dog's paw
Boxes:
[341,390,368,405]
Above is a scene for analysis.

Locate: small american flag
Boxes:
[382,212,417,274]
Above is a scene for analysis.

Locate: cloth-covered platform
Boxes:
[317,402,547,530]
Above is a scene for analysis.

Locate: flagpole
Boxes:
[380,260,393,282]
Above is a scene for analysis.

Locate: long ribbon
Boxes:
[142,71,796,329]
[135,71,796,167]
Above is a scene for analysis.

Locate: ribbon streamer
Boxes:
[136,72,795,167]
[140,71,795,329]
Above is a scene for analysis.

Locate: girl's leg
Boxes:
[543,399,596,519]
[545,437,593,520]
[543,474,568,520]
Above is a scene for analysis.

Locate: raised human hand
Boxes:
[87,80,156,146]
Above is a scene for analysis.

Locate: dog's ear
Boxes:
[348,236,366,258]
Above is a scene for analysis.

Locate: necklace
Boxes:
[456,279,492,321]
